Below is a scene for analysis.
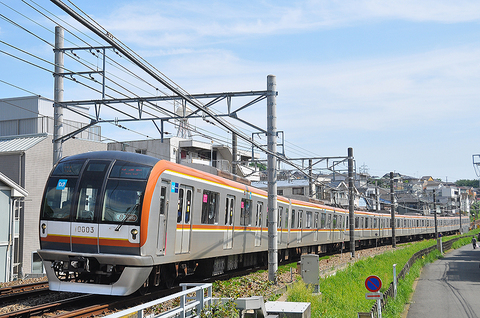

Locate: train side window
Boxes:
[240,198,252,226]
[321,212,326,229]
[291,209,296,229]
[201,190,219,224]
[177,188,184,223]
[355,217,359,229]
[285,208,289,229]
[298,210,303,229]
[327,214,332,229]
[373,218,377,229]
[255,202,263,227]
[332,215,337,229]
[314,212,319,229]
[225,196,235,225]
[160,185,167,215]
[278,206,283,229]
[185,188,192,223]
[306,211,312,228]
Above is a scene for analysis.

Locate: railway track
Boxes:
[0,282,50,303]
[0,235,450,318]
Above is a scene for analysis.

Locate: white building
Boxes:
[0,96,105,278]
[0,172,27,282]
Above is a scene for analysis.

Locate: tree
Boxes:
[471,201,480,222]
[456,179,479,187]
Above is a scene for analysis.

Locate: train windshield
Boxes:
[102,180,145,224]
[41,159,86,221]
[101,160,151,225]
[41,158,151,224]
[42,177,78,221]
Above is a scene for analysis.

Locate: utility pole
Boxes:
[309,159,313,198]
[267,75,278,283]
[390,172,396,248]
[348,147,355,257]
[232,133,237,175]
[433,189,439,248]
[53,26,64,165]
[459,195,462,233]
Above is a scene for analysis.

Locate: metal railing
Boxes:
[105,283,212,318]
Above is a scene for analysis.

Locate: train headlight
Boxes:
[41,223,46,234]
[131,228,138,240]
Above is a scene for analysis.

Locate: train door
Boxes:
[290,209,296,246]
[156,181,169,255]
[72,160,110,253]
[332,214,339,241]
[285,205,291,246]
[254,202,263,247]
[277,206,283,245]
[223,195,235,249]
[175,185,193,254]
[297,210,303,243]
[326,213,332,241]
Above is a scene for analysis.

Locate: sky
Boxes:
[1,0,480,182]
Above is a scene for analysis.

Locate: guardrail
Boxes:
[366,237,462,317]
[105,283,212,318]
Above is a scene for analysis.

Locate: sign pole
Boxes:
[377,299,382,318]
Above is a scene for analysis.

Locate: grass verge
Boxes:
[287,230,479,318]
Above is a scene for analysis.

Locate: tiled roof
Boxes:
[0,133,47,152]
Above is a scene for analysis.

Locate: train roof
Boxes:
[59,151,160,167]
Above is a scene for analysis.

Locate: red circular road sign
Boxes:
[365,275,382,292]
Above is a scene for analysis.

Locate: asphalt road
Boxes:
[406,243,480,318]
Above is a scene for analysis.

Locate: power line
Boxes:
[0,79,39,96]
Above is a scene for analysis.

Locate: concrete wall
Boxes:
[0,154,22,185]
[0,189,9,282]
[0,96,90,123]
[108,138,177,162]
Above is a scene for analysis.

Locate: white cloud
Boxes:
[95,0,480,49]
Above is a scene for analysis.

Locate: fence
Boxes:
[105,283,212,318]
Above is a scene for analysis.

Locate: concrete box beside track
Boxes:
[265,301,311,318]
[300,254,319,292]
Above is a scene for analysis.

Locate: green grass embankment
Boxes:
[287,230,479,318]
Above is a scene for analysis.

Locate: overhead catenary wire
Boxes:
[3,1,348,185]
[1,2,175,118]
[1,2,271,151]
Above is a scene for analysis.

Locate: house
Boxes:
[0,172,27,282]
[107,138,259,181]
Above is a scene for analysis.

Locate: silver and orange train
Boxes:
[37,151,460,295]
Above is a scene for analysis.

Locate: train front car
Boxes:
[37,151,159,296]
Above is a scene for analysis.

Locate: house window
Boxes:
[135,149,147,155]
[292,187,304,195]
[277,189,284,195]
